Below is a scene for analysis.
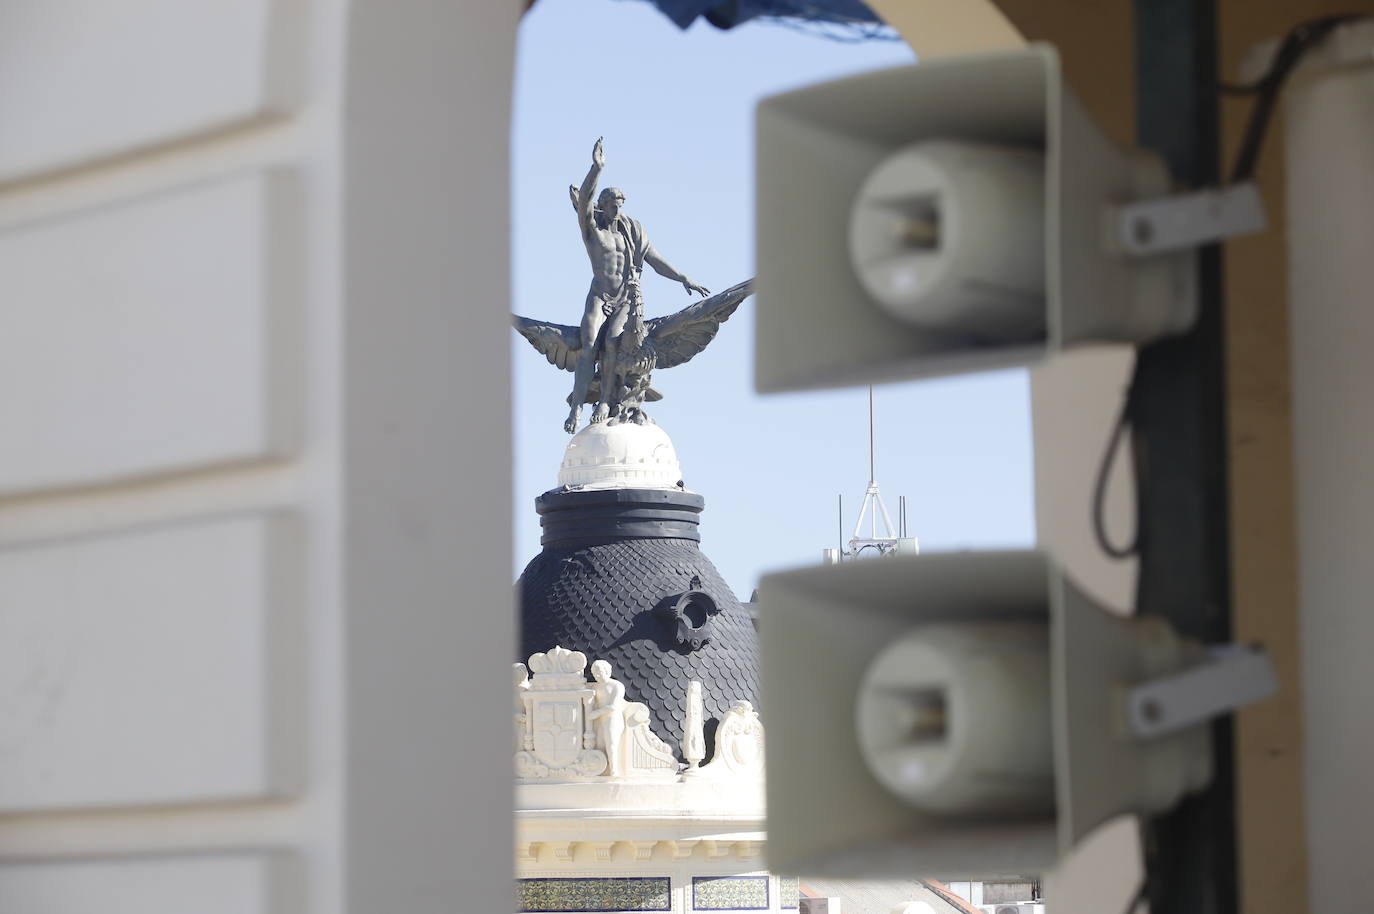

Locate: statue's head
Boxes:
[597,187,626,220]
[590,659,612,683]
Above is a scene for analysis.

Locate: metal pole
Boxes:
[869,387,877,540]
[868,386,876,485]
[838,494,844,558]
[1132,1,1235,910]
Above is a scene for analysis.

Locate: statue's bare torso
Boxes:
[586,219,631,300]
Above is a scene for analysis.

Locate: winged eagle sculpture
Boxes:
[512,278,754,431]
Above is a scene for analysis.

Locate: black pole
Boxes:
[1132,1,1236,912]
[838,493,844,556]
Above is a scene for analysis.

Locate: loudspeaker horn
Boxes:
[758,550,1211,877]
[754,45,1195,393]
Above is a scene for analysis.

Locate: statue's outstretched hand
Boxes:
[592,136,605,167]
[683,279,710,297]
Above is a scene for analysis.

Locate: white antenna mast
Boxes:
[821,388,919,565]
[843,387,918,559]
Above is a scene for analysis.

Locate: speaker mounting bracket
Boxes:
[1127,643,1278,739]
[1110,182,1266,256]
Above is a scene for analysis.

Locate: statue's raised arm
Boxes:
[573,137,605,240]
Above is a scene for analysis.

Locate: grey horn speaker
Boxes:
[757,550,1211,877]
[754,44,1195,394]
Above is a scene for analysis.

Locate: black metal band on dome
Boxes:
[537,487,705,546]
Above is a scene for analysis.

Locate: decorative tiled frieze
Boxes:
[779,877,801,909]
[692,875,768,911]
[517,877,671,912]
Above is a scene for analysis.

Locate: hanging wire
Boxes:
[1221,14,1363,182]
[1120,877,1149,914]
[1092,384,1138,560]
[1094,13,1362,562]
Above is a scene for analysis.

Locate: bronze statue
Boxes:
[513,138,754,432]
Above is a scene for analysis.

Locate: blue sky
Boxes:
[512,0,1035,596]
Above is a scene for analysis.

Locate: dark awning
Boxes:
[640,0,884,31]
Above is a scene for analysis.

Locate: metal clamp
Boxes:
[1128,643,1279,739]
[1112,182,1267,256]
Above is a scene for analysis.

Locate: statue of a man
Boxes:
[563,137,710,434]
[587,659,628,776]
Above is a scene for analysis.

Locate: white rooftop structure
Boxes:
[558,422,685,491]
[514,645,778,912]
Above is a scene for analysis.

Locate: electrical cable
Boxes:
[1098,14,1363,563]
[1092,383,1138,560]
[1225,14,1363,182]
[1091,11,1364,909]
[1120,877,1149,914]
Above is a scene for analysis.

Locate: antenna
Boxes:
[821,494,845,565]
[823,389,920,563]
[869,385,876,485]
[846,387,905,557]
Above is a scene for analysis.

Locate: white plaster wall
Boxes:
[0,514,303,812]
[0,1,517,912]
[0,853,300,914]
[0,0,303,182]
[0,172,302,494]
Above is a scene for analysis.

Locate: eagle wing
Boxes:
[645,279,754,370]
[512,315,581,371]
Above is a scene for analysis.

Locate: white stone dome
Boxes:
[558,422,684,490]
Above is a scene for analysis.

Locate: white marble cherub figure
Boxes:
[588,659,628,776]
[514,662,531,751]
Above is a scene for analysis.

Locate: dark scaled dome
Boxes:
[517,487,761,760]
